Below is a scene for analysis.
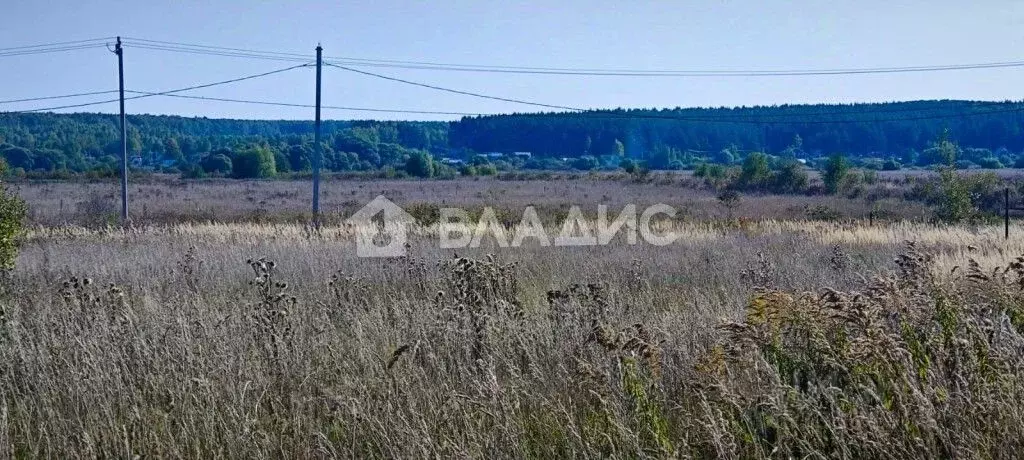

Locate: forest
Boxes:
[2,99,1024,178]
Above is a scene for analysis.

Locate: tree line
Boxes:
[2,100,1024,178]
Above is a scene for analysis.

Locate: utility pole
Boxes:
[115,37,128,223]
[312,44,322,224]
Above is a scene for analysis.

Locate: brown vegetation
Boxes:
[1,216,1023,457]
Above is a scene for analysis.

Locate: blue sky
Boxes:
[2,0,1023,120]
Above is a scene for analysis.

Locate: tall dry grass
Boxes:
[0,219,1022,457]
[12,175,928,227]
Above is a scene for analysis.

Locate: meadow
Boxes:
[12,172,932,227]
[2,175,1024,458]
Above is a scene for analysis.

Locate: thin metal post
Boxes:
[116,37,128,223]
[1006,187,1010,240]
[313,44,322,223]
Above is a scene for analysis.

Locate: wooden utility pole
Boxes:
[115,37,128,223]
[312,44,323,223]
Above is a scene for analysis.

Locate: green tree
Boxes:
[936,167,973,223]
[287,144,312,171]
[459,164,478,176]
[822,154,851,195]
[932,133,975,223]
[273,151,291,173]
[771,160,809,194]
[200,153,233,175]
[232,145,276,179]
[404,151,435,178]
[477,163,498,176]
[738,152,771,188]
[164,137,183,162]
[0,144,33,170]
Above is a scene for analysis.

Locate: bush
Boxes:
[477,164,498,176]
[405,151,435,178]
[738,152,771,189]
[0,166,25,270]
[769,160,809,194]
[822,154,850,195]
[805,204,842,221]
[573,156,600,171]
[231,146,276,179]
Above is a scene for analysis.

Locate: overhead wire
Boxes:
[119,40,312,63]
[0,90,120,104]
[0,43,110,57]
[325,62,584,112]
[121,36,1024,77]
[0,37,112,52]
[5,36,1024,124]
[123,91,484,116]
[1,63,310,113]
[322,62,1024,124]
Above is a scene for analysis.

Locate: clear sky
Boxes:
[2,0,1023,121]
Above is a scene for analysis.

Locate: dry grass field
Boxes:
[11,174,930,226]
[2,176,1024,457]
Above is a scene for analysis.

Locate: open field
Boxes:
[12,174,934,227]
[3,215,1024,457]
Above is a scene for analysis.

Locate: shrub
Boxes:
[232,146,276,179]
[770,160,809,194]
[477,164,498,176]
[0,164,25,270]
[405,151,435,178]
[822,154,851,195]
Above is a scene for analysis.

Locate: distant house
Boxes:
[512,151,532,159]
[440,157,464,165]
[130,156,144,168]
[159,159,178,169]
[484,152,504,159]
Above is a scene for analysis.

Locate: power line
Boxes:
[0,37,112,52]
[12,87,1022,122]
[122,37,310,60]
[119,40,311,64]
[4,37,1021,123]
[327,59,1024,77]
[325,62,584,111]
[324,62,1024,123]
[0,43,109,58]
[121,36,1024,77]
[0,90,120,104]
[1,63,310,113]
[123,91,484,116]
[325,58,1024,77]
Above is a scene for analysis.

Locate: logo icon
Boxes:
[346,195,416,258]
